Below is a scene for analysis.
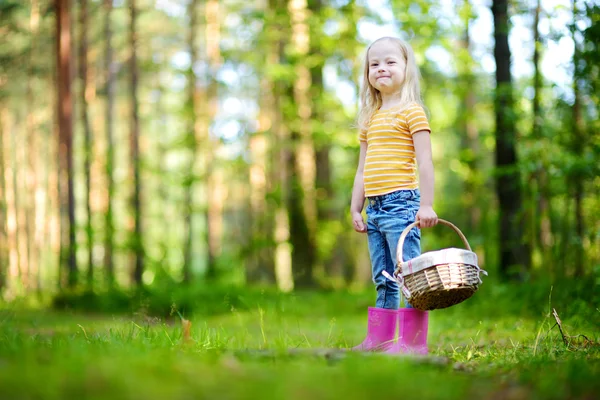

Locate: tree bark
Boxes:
[288,0,317,288]
[268,0,294,291]
[491,0,529,280]
[531,0,553,272]
[79,0,94,288]
[0,109,8,293]
[571,0,585,277]
[309,0,348,284]
[23,0,43,293]
[103,0,116,287]
[129,0,143,285]
[183,0,199,283]
[30,0,46,294]
[2,111,20,295]
[204,0,222,280]
[56,0,77,288]
[246,0,279,285]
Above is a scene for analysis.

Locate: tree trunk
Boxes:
[0,109,8,293]
[288,0,317,288]
[9,122,24,290]
[531,0,553,271]
[491,0,529,280]
[340,0,369,285]
[246,0,278,285]
[129,0,143,286]
[13,116,33,292]
[23,0,43,293]
[36,118,50,293]
[2,111,20,295]
[103,0,116,287]
[49,61,61,289]
[204,0,222,280]
[183,0,199,284]
[79,0,94,288]
[571,0,585,277]
[247,125,276,283]
[267,0,293,292]
[309,0,340,282]
[29,0,46,294]
[56,0,77,288]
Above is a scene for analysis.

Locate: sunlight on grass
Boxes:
[1,286,599,400]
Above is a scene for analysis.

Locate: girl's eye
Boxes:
[388,61,396,64]
[370,63,378,67]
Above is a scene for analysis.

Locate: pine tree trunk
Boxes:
[342,0,369,285]
[23,0,42,293]
[129,0,143,285]
[309,0,346,284]
[571,0,585,277]
[56,0,77,288]
[204,0,222,279]
[0,109,8,293]
[152,66,170,278]
[17,121,31,291]
[246,0,278,285]
[79,0,94,288]
[35,119,50,293]
[268,0,293,292]
[492,0,530,280]
[29,0,46,294]
[247,124,276,283]
[103,0,116,287]
[182,0,199,284]
[288,0,317,288]
[2,111,20,295]
[530,0,553,272]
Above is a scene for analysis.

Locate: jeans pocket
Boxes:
[380,198,410,217]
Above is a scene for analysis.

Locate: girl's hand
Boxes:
[416,206,438,228]
[352,211,367,233]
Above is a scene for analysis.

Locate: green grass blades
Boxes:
[0,286,599,400]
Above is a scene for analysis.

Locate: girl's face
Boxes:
[367,40,406,94]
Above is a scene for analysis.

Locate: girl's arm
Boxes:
[350,141,368,233]
[413,130,438,228]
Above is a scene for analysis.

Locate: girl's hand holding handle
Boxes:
[416,206,438,228]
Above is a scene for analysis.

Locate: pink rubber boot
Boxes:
[386,308,429,355]
[351,307,397,351]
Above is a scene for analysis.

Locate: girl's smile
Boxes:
[367,40,407,94]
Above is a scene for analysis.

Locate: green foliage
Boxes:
[1,0,599,297]
[50,283,290,317]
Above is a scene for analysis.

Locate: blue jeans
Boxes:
[366,189,421,309]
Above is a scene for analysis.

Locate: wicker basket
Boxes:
[385,219,487,311]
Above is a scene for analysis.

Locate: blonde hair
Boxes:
[357,37,424,133]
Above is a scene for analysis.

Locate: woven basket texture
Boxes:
[395,219,486,311]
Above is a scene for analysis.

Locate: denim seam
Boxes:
[381,230,387,308]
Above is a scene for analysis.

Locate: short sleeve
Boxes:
[405,104,431,135]
[359,129,367,142]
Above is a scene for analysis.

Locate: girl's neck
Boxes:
[379,91,403,110]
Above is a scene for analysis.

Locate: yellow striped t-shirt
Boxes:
[359,103,431,197]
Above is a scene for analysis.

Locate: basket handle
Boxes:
[395,219,472,275]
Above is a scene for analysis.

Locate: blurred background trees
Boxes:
[0,0,598,302]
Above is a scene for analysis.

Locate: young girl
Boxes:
[350,37,438,354]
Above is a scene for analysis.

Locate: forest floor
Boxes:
[1,281,599,400]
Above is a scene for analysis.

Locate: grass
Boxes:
[0,281,599,400]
